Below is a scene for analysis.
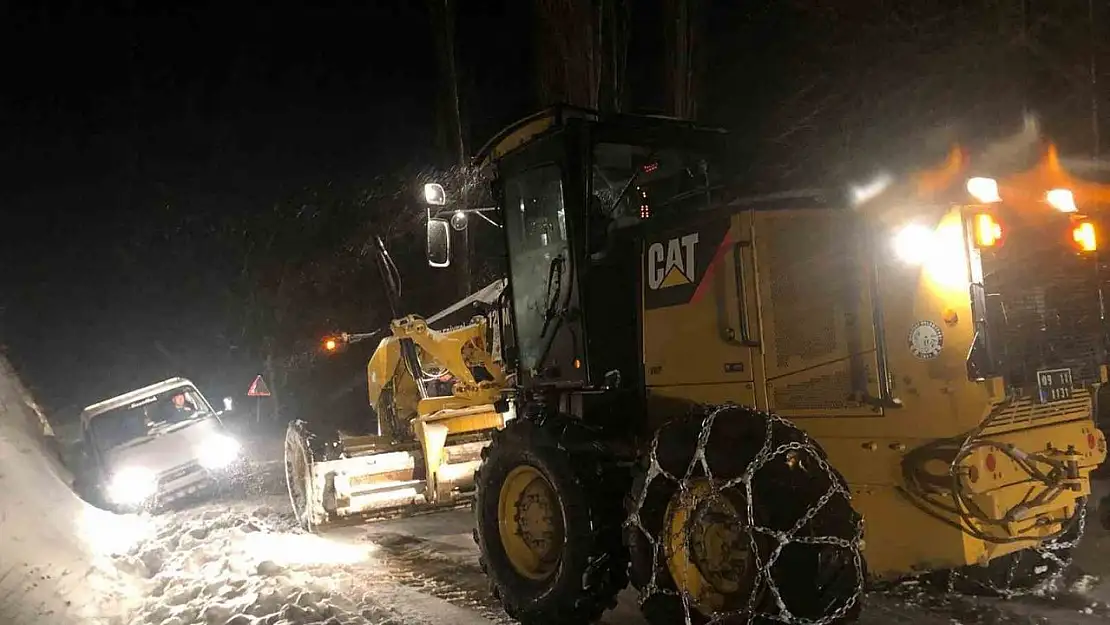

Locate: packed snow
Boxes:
[105,497,500,625]
[0,356,144,625]
[3,353,1110,625]
[109,502,401,625]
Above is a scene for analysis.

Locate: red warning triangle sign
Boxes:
[247,374,272,397]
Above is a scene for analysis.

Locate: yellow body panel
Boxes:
[641,203,1107,581]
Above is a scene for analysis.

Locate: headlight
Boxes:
[198,433,241,469]
[893,219,970,291]
[892,224,935,265]
[107,467,158,506]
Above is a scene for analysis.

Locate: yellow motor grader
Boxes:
[408,107,1107,625]
[283,239,514,530]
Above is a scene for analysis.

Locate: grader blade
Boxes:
[284,419,490,531]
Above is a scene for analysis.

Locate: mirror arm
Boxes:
[474,211,502,228]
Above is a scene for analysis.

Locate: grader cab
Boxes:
[417,106,1108,625]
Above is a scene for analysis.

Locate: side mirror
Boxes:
[427,218,451,268]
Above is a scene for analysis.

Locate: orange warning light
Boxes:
[1073,221,1098,252]
[972,213,1003,248]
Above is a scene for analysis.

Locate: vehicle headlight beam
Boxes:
[107,467,158,506]
[198,433,241,470]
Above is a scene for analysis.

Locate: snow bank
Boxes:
[115,501,406,625]
[0,356,145,624]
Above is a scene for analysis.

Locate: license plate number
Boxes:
[1037,368,1074,403]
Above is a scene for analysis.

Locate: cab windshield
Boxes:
[88,387,211,451]
[591,143,714,222]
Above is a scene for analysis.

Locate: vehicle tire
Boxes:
[284,420,323,532]
[473,416,628,624]
[625,405,866,625]
[933,502,1086,597]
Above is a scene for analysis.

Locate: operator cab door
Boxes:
[498,129,587,388]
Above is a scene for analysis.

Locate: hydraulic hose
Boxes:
[899,409,1086,544]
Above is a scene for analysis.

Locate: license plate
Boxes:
[1036,368,1074,403]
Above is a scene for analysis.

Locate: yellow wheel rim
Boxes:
[497,465,565,580]
[664,479,758,615]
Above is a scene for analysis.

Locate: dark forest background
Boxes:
[0,0,1105,427]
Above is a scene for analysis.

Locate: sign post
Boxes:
[246,374,272,423]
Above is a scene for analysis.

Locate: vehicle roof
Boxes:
[80,377,198,425]
[472,105,727,169]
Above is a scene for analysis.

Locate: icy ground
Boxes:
[3,353,1110,625]
[109,498,495,625]
[106,481,1110,625]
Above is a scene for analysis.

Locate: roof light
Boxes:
[967,177,1002,203]
[1046,188,1077,213]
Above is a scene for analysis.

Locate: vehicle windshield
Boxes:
[88,387,211,452]
[592,142,714,221]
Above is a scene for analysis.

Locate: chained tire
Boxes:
[931,502,1086,597]
[625,405,866,625]
[284,420,323,532]
[473,416,628,624]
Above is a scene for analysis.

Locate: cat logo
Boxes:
[647,233,699,290]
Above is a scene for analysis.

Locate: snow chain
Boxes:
[625,406,866,625]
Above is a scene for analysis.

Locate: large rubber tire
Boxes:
[625,405,865,625]
[284,420,322,532]
[473,416,628,624]
[931,502,1086,597]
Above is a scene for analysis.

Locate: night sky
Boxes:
[0,1,1106,419]
[0,1,531,413]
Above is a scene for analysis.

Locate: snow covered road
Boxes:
[122,468,1110,625]
[3,349,1110,624]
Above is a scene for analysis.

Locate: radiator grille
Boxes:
[982,390,1091,432]
[158,460,203,485]
[772,364,855,410]
[982,226,1104,389]
[760,211,862,370]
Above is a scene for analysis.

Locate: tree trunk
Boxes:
[429,0,467,166]
[598,0,631,114]
[663,0,701,120]
[535,0,600,109]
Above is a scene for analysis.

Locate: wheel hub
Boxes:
[664,479,758,615]
[689,504,752,593]
[498,465,565,580]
